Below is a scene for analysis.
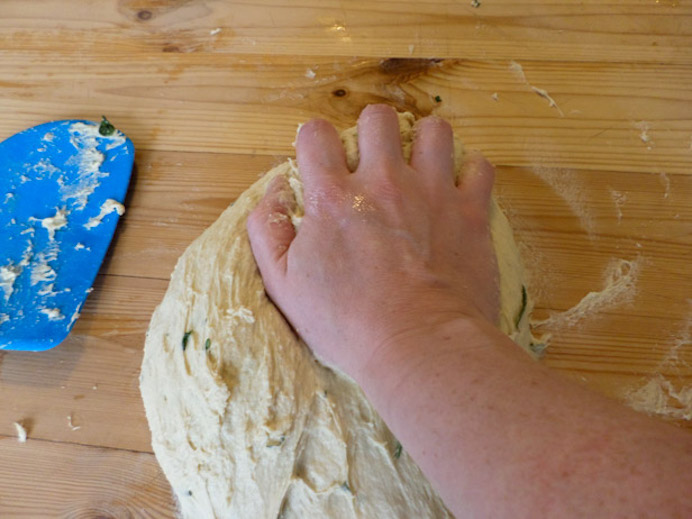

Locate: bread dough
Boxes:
[140,112,533,518]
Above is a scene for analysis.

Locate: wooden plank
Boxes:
[0,56,690,174]
[104,150,284,280]
[1,1,691,64]
[0,275,168,453]
[0,437,175,518]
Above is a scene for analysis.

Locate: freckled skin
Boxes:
[248,104,692,518]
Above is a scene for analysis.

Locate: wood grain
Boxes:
[0,437,176,518]
[0,0,690,515]
[0,55,690,174]
[1,1,691,64]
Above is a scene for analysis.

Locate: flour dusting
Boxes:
[609,189,627,224]
[509,61,564,116]
[533,258,640,332]
[634,121,652,145]
[531,166,595,234]
[626,376,692,421]
[659,172,671,199]
[625,309,692,421]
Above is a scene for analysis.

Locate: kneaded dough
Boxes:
[140,112,532,518]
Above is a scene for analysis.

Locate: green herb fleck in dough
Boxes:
[99,115,116,136]
[341,481,352,493]
[515,285,528,328]
[530,342,548,357]
[434,95,442,103]
[394,441,403,459]
[266,435,286,448]
[205,338,211,351]
[182,330,193,351]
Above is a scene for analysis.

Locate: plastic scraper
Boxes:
[0,117,134,351]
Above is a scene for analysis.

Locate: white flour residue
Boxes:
[624,308,692,420]
[31,263,56,285]
[509,60,564,116]
[531,166,595,235]
[509,60,527,82]
[531,87,565,117]
[40,307,64,321]
[226,306,255,324]
[41,207,68,240]
[0,264,21,301]
[626,376,692,421]
[37,283,56,296]
[84,199,125,229]
[14,422,27,443]
[67,414,81,431]
[533,258,640,332]
[634,120,652,147]
[662,311,692,368]
[30,247,59,286]
[658,172,671,199]
[61,123,126,210]
[609,189,627,224]
[305,68,316,79]
[28,158,60,180]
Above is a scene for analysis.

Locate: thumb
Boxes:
[247,175,297,292]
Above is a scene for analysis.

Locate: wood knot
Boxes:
[332,88,348,98]
[137,9,152,21]
[163,45,181,53]
[378,58,444,79]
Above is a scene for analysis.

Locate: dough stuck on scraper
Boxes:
[140,111,533,518]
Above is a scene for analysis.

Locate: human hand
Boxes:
[247,105,498,379]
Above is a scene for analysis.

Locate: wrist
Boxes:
[354,315,496,395]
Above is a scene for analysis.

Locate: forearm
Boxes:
[357,318,692,518]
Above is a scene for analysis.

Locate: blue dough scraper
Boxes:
[0,117,134,351]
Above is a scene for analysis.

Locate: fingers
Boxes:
[410,116,455,186]
[247,175,297,289]
[357,104,405,171]
[296,118,349,192]
[457,151,495,209]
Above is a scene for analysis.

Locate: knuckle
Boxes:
[461,205,490,232]
[305,179,347,213]
[368,176,404,204]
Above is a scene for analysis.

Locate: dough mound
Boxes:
[140,112,532,518]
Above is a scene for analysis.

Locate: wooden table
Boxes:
[1,1,690,516]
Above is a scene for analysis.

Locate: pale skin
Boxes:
[247,104,692,517]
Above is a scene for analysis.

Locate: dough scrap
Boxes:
[140,112,532,518]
